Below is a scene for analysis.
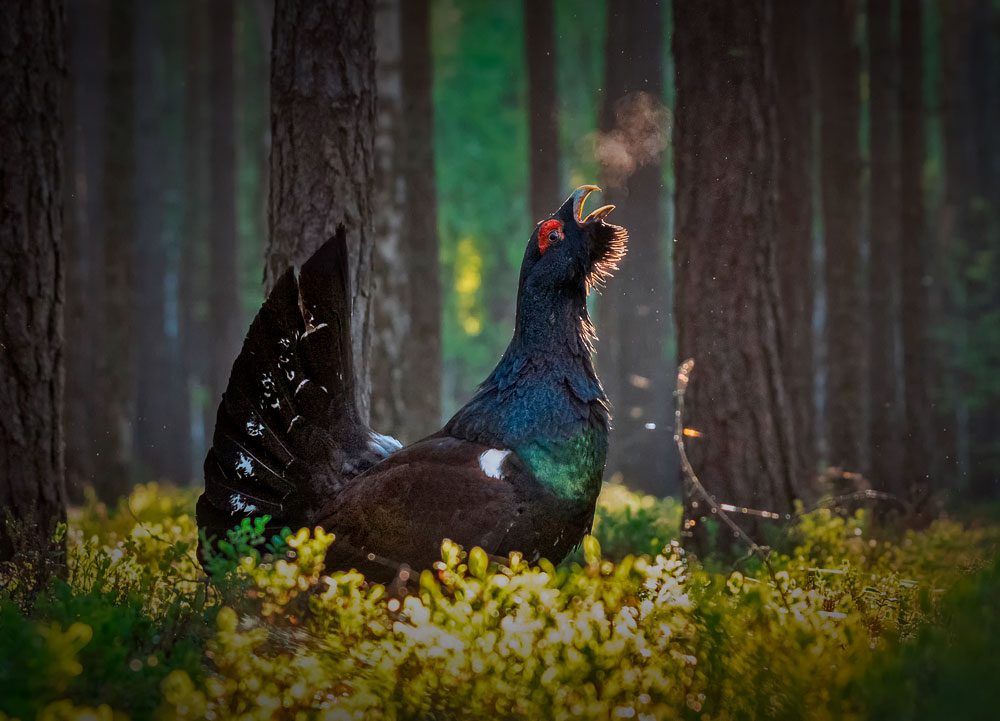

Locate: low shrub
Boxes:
[0,483,996,720]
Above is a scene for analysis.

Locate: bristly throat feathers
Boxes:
[445,278,610,501]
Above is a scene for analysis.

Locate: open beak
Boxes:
[571,185,616,224]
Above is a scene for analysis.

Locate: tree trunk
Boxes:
[62,0,108,500]
[866,0,903,494]
[399,0,441,439]
[772,0,816,481]
[0,0,68,566]
[94,0,135,500]
[180,0,210,481]
[207,0,242,423]
[267,0,377,421]
[817,0,864,471]
[133,0,187,484]
[524,0,560,224]
[674,0,802,554]
[371,0,408,438]
[897,0,932,498]
[598,0,675,495]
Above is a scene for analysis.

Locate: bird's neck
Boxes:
[491,283,608,500]
[509,281,595,358]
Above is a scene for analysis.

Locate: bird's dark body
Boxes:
[197,188,627,583]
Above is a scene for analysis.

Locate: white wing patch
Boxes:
[479,449,511,480]
[368,430,403,457]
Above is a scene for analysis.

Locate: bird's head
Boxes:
[520,185,628,296]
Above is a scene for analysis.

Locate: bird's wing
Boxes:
[197,227,401,549]
[317,436,593,581]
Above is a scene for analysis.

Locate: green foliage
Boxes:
[1,484,998,720]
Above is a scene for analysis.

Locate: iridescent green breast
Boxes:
[514,427,607,500]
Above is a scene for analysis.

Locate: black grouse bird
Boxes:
[197,186,627,581]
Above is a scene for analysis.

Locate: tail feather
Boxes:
[198,226,397,553]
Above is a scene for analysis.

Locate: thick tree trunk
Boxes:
[817,0,864,471]
[207,0,242,423]
[598,0,675,495]
[94,0,135,500]
[524,0,560,224]
[772,0,816,481]
[674,0,802,553]
[866,0,903,494]
[267,0,376,421]
[0,0,68,565]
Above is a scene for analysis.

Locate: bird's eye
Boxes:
[537,219,564,254]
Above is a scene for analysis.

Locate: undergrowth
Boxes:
[0,483,998,720]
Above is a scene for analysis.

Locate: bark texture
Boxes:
[598,0,674,495]
[525,0,560,224]
[772,0,816,480]
[371,0,441,442]
[867,0,903,493]
[371,0,407,437]
[898,0,932,495]
[267,0,376,421]
[817,0,864,471]
[0,0,68,562]
[674,0,803,552]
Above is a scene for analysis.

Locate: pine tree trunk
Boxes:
[371,0,408,438]
[817,0,864,471]
[63,0,108,499]
[267,0,376,421]
[133,0,186,484]
[867,0,903,494]
[898,0,932,497]
[773,0,816,481]
[207,0,242,424]
[399,0,441,439]
[598,0,675,495]
[674,0,802,553]
[0,0,68,565]
[95,0,135,501]
[524,0,560,224]
[182,0,211,478]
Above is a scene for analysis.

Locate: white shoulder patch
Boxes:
[478,449,511,480]
[368,430,403,457]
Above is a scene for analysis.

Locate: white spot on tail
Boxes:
[479,449,511,480]
[230,494,258,515]
[246,420,264,437]
[235,453,254,478]
[302,322,328,338]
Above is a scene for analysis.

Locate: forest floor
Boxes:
[1,483,999,721]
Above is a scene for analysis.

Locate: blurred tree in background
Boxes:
[39,0,1000,546]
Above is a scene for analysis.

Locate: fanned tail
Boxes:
[197,226,400,553]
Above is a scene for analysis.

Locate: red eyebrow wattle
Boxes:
[538,219,563,254]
